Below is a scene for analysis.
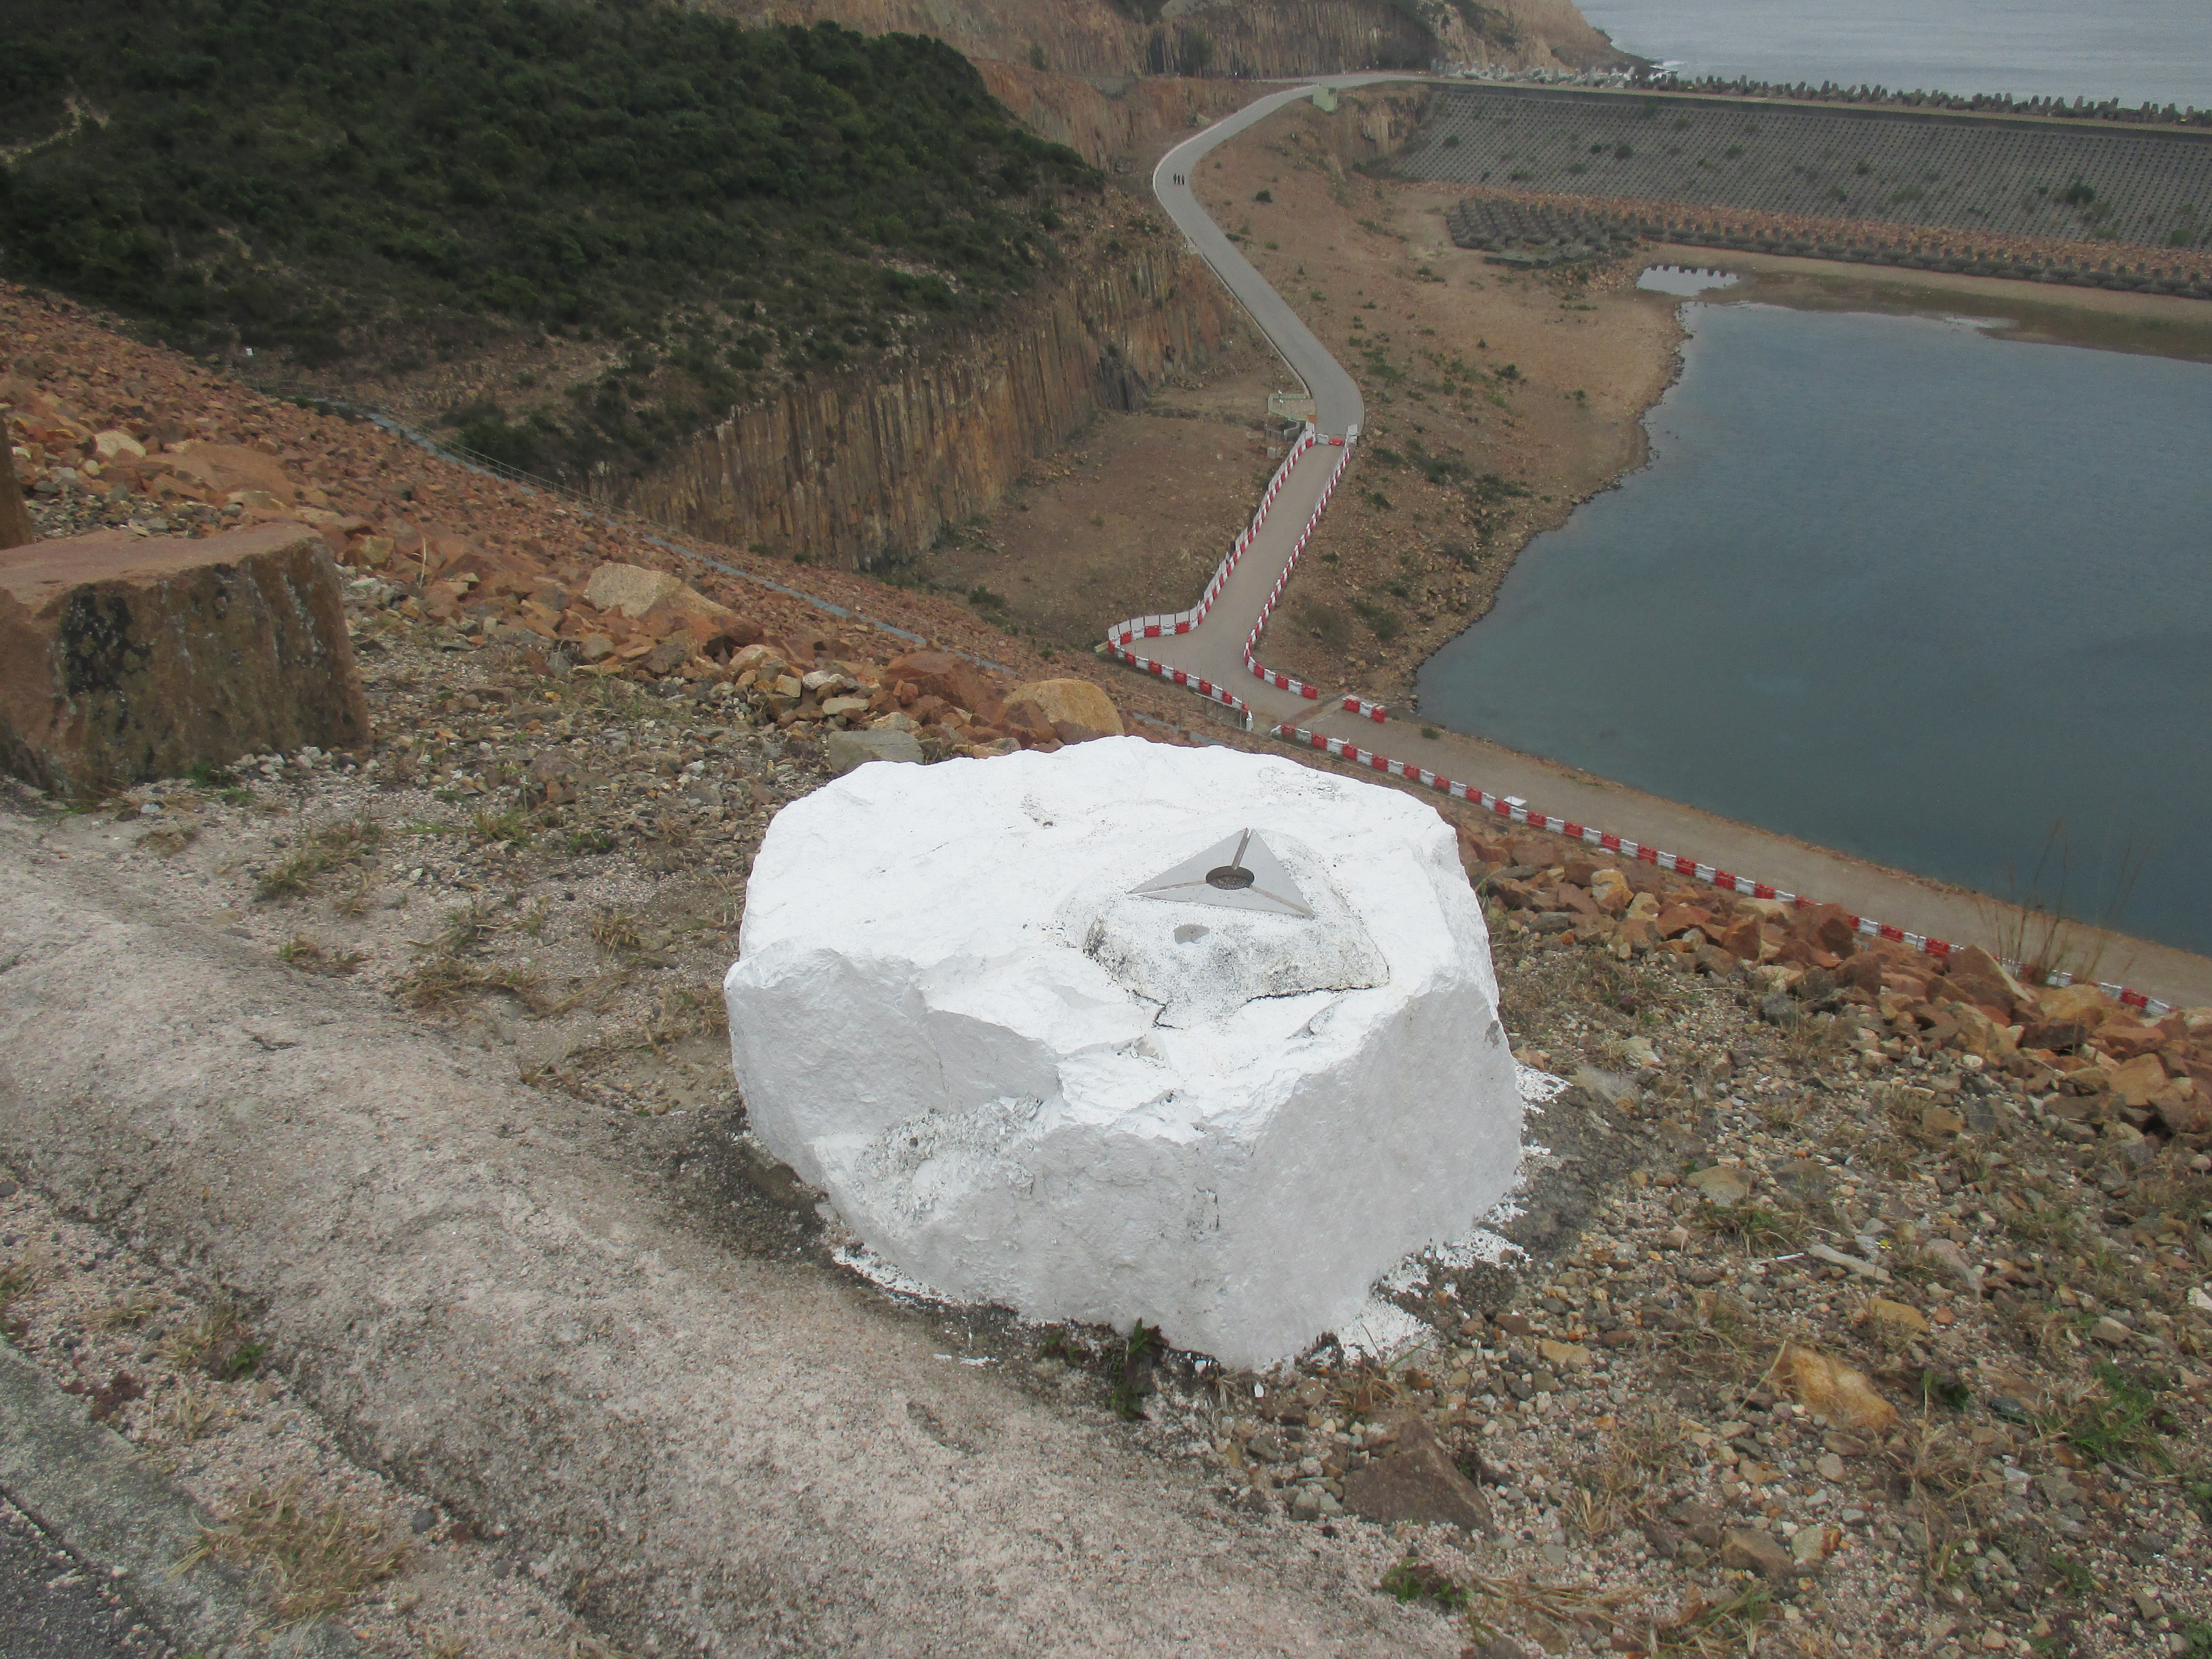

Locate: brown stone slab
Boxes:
[0,522,367,796]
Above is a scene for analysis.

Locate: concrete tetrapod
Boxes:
[0,817,1463,1658]
[724,739,1522,1367]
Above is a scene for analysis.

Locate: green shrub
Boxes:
[0,0,1096,481]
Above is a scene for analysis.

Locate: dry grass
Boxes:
[1647,1583,1779,1657]
[393,956,547,1013]
[332,867,378,918]
[134,822,200,857]
[181,1482,407,1624]
[1664,1291,1771,1386]
[156,1379,228,1445]
[91,1289,158,1330]
[0,1243,52,1304]
[589,910,646,955]
[1571,1407,1690,1538]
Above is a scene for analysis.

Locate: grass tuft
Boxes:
[253,814,385,902]
[161,1298,267,1380]
[181,1483,407,1625]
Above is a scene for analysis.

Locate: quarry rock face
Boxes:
[629,240,1234,572]
[0,523,366,795]
[724,738,1521,1367]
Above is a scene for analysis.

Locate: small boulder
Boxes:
[0,523,365,795]
[2106,1053,2171,1108]
[1341,1416,1491,1533]
[824,727,924,775]
[584,562,684,618]
[1862,1297,1930,1336]
[1002,677,1123,737]
[884,649,1002,719]
[1772,1341,1898,1434]
[1686,1165,1751,1205]
[1719,1527,1797,1579]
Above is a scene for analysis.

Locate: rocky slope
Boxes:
[5,280,2212,1659]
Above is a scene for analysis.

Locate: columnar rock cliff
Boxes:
[617,234,1235,571]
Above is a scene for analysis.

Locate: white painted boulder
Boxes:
[723,737,1521,1367]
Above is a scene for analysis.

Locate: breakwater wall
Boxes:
[1443,189,2212,297]
[1398,84,2212,261]
[615,228,1235,573]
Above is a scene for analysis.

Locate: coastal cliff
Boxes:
[616,230,1235,572]
[704,0,1628,80]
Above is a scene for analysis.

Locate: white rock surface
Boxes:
[723,737,1521,1367]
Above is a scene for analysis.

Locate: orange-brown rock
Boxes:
[1001,677,1123,737]
[161,441,302,502]
[0,523,366,796]
[1,442,36,551]
[883,650,1002,720]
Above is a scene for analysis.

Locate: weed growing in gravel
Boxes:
[1573,1407,1687,1535]
[1379,1556,1470,1611]
[254,814,385,902]
[1109,1322,1163,1420]
[468,808,533,847]
[0,1245,50,1336]
[2055,1362,2168,1471]
[1652,1581,1774,1656]
[182,1482,407,1624]
[1697,1200,1807,1253]
[277,936,364,976]
[332,868,377,918]
[395,956,546,1014]
[162,1298,266,1379]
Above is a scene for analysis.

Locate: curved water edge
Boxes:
[1414,291,2212,956]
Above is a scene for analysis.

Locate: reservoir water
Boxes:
[1574,0,2210,111]
[1413,298,2212,957]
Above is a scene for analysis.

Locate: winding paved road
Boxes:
[1114,77,2212,1010]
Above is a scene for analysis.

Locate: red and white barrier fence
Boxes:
[1273,725,2176,1017]
[1343,695,1387,722]
[1240,440,1354,702]
[1104,428,1317,654]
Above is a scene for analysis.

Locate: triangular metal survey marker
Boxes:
[1131,828,1314,918]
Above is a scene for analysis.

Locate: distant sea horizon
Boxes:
[1574,0,2209,112]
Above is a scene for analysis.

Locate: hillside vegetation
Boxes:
[0,0,1095,476]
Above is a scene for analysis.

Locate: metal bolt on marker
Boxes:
[1132,828,1315,919]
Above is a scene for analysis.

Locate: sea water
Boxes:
[1414,301,2212,956]
[1575,0,2209,111]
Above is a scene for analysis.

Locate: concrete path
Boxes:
[1117,78,2212,1012]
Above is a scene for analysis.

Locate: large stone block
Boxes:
[724,737,1521,1367]
[0,523,367,795]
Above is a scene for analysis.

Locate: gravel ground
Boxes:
[10,700,2208,1656]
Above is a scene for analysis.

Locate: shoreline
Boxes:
[1404,239,2212,685]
